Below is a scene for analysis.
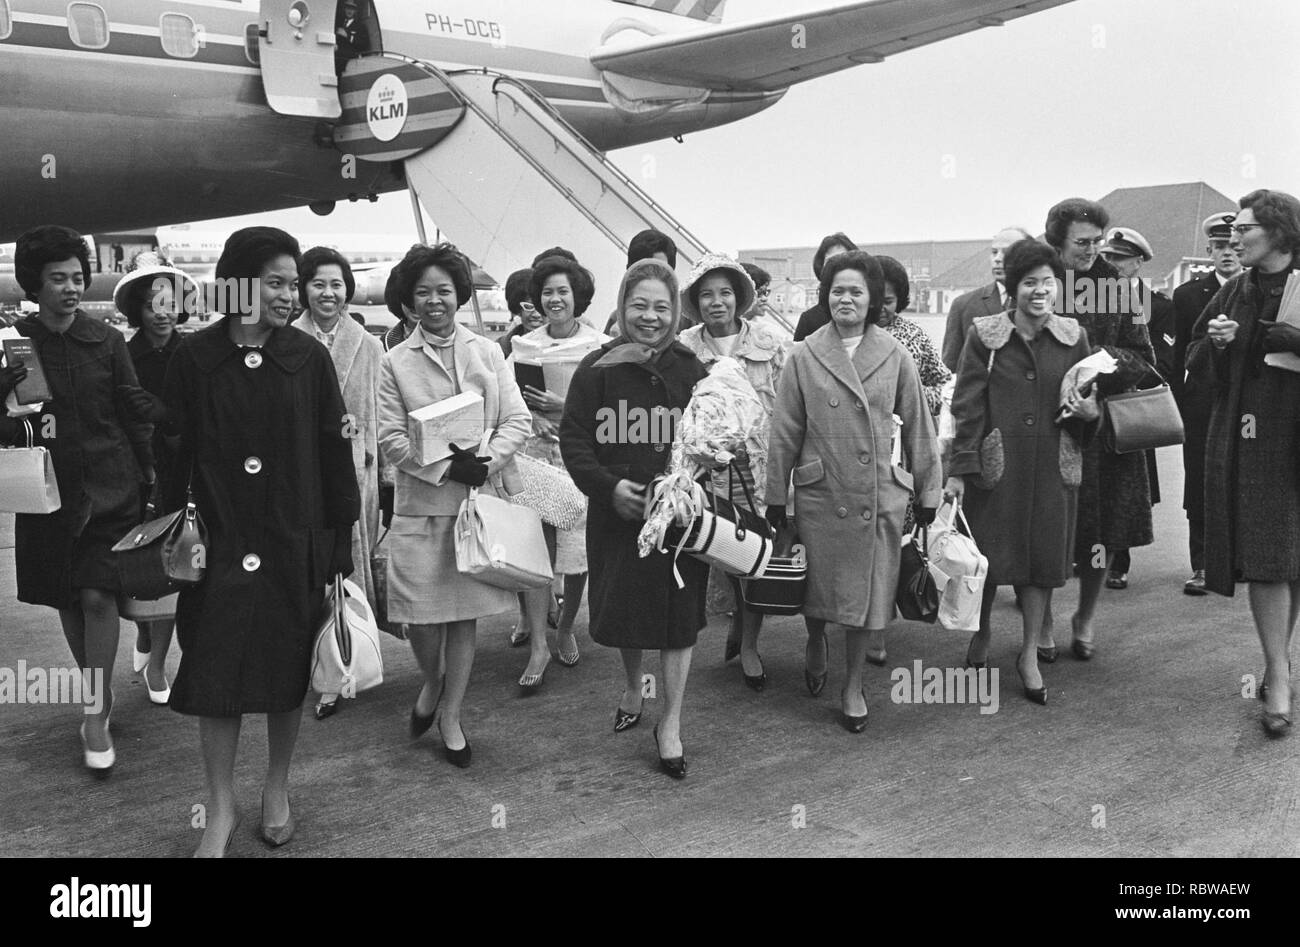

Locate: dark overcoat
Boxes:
[950,313,1092,586]
[1186,262,1300,596]
[127,329,182,496]
[1172,270,1223,516]
[160,319,359,716]
[1066,257,1157,558]
[560,342,708,650]
[766,324,943,628]
[5,312,153,608]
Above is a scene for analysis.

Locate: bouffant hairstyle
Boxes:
[392,243,474,310]
[627,229,678,270]
[876,255,911,313]
[215,226,300,284]
[740,262,770,292]
[812,231,858,280]
[298,246,356,310]
[1002,239,1066,299]
[817,250,885,325]
[504,268,534,316]
[15,225,92,303]
[1239,188,1300,256]
[531,246,577,268]
[529,256,595,317]
[1044,198,1110,250]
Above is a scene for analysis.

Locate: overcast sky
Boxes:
[206,0,1300,255]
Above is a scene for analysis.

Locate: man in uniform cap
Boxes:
[1170,212,1242,594]
[1099,227,1177,591]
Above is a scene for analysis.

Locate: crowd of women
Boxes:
[2,187,1297,856]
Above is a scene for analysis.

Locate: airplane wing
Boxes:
[592,0,1076,92]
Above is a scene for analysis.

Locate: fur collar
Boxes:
[973,312,1081,349]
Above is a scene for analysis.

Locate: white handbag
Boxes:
[511,452,586,530]
[455,486,553,591]
[926,500,988,632]
[310,575,384,699]
[0,418,61,513]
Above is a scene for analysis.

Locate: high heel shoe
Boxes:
[1259,662,1292,702]
[80,691,115,772]
[145,668,171,706]
[964,633,987,671]
[259,792,295,847]
[614,705,642,733]
[653,724,686,779]
[1016,652,1047,705]
[838,688,868,733]
[438,717,472,768]
[132,645,150,674]
[508,625,530,647]
[1036,645,1058,664]
[1070,615,1094,661]
[742,655,767,692]
[408,680,443,739]
[193,815,241,858]
[518,656,550,692]
[805,635,829,697]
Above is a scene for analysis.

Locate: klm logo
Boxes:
[369,100,405,123]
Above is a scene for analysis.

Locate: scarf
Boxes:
[593,259,681,368]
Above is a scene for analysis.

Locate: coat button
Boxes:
[854,400,864,410]
[653,442,665,452]
[1025,371,1036,381]
[244,456,263,474]
[858,452,870,465]
[242,554,261,572]
[650,377,660,386]
[828,397,839,408]
[861,510,872,521]
[1023,414,1036,426]
[244,351,263,369]
[836,506,847,518]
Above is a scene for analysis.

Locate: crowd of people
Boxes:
[2,187,1298,855]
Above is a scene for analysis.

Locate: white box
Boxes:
[408,392,485,466]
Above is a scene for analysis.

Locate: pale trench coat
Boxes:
[292,313,383,606]
[766,324,943,628]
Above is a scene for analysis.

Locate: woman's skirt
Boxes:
[387,514,516,624]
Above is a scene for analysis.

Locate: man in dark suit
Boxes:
[940,226,1031,371]
[1171,212,1242,595]
[1098,227,1176,589]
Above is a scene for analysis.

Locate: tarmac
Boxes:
[0,446,1296,858]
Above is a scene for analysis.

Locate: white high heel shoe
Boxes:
[80,700,115,771]
[145,669,171,705]
[132,646,150,673]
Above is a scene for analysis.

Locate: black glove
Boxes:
[446,443,490,487]
[117,385,168,423]
[913,505,937,527]
[331,527,354,579]
[1259,320,1300,356]
[0,363,28,400]
[765,504,788,531]
[378,482,395,529]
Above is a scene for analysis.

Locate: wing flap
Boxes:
[592,0,1076,92]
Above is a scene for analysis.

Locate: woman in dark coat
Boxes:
[1187,188,1300,737]
[560,259,708,778]
[947,240,1098,704]
[118,254,199,705]
[1,226,156,773]
[1043,198,1156,660]
[161,227,358,856]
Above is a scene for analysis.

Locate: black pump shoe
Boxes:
[409,680,443,739]
[742,655,767,692]
[964,633,988,671]
[838,688,868,733]
[805,634,829,696]
[614,706,642,733]
[1016,652,1047,705]
[438,718,472,768]
[653,724,687,779]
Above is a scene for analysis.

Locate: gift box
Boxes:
[408,392,484,466]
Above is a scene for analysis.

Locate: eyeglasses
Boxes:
[756,288,771,298]
[519,301,537,312]
[1071,237,1106,249]
[1230,224,1264,236]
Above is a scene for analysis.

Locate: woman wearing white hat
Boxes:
[117,252,200,705]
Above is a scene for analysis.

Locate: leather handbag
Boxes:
[739,541,807,615]
[111,490,208,600]
[666,464,773,579]
[896,529,939,623]
[1102,383,1185,454]
[311,575,384,699]
[455,486,553,591]
[369,526,405,640]
[0,419,61,514]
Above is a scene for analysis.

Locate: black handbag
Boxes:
[740,531,807,616]
[896,530,939,623]
[112,488,208,600]
[1102,383,1185,453]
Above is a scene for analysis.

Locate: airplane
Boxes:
[0,0,1075,312]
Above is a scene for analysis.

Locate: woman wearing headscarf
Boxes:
[1187,188,1300,737]
[678,253,785,689]
[560,259,708,778]
[766,251,943,732]
[947,239,1097,705]
[117,251,200,706]
[160,227,359,856]
[1,226,157,773]
[292,246,384,721]
[377,243,532,768]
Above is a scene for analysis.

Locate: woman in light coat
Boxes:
[678,253,785,689]
[766,251,942,732]
[377,243,532,768]
[292,246,384,720]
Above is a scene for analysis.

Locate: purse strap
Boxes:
[333,575,352,667]
[726,459,761,520]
